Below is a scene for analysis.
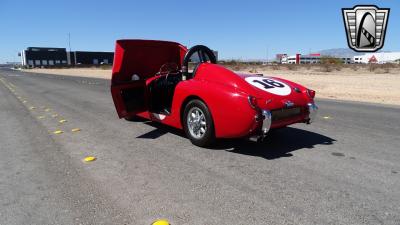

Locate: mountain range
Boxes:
[318,48,387,57]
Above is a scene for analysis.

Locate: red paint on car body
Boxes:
[111,40,316,139]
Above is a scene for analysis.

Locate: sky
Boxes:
[0,0,399,63]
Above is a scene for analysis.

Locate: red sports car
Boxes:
[111,40,318,147]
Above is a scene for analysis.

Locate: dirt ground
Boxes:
[255,68,400,106]
[23,66,400,106]
[25,68,112,80]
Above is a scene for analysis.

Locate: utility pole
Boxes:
[67,33,73,66]
[266,47,269,64]
[68,33,71,52]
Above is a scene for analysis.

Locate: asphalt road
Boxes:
[0,68,399,225]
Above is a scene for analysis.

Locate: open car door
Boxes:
[111,40,187,119]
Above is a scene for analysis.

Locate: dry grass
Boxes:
[220,61,400,74]
[23,63,400,105]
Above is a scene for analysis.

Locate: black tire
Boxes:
[183,99,215,147]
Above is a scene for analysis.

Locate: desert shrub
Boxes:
[303,64,312,70]
[221,60,249,71]
[381,63,396,73]
[222,60,240,66]
[320,64,332,72]
[383,65,390,73]
[231,65,241,71]
[319,56,343,72]
[320,56,343,65]
[100,64,112,70]
[334,64,343,71]
[247,61,263,66]
[351,65,359,71]
[249,67,258,73]
[271,65,280,70]
[285,64,297,71]
[368,63,379,72]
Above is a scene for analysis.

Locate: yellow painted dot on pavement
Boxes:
[29,106,36,110]
[323,116,331,119]
[71,128,81,132]
[59,119,67,123]
[152,219,170,225]
[53,130,63,134]
[83,156,96,162]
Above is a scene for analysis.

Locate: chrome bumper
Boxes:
[250,110,272,142]
[261,110,272,135]
[307,103,318,124]
[251,103,316,142]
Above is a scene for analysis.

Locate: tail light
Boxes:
[306,89,316,98]
[248,96,259,109]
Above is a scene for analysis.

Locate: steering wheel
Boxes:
[182,45,217,79]
[156,62,179,76]
[156,62,179,85]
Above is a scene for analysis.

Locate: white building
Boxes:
[281,54,352,64]
[282,54,320,64]
[353,52,400,64]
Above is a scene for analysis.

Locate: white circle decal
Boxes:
[245,77,291,96]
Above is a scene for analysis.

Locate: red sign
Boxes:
[368,55,377,63]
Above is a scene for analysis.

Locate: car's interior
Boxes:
[148,45,217,115]
[114,43,216,116]
[148,62,182,114]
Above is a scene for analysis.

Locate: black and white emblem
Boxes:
[342,5,390,52]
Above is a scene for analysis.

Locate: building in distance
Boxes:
[19,47,114,67]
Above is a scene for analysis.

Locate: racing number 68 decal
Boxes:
[245,77,292,96]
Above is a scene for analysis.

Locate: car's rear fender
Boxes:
[172,79,257,138]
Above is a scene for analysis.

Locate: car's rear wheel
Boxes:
[183,99,215,147]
